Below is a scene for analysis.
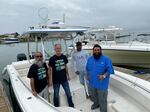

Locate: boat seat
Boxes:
[107,75,150,112]
[13,61,32,70]
[17,68,29,77]
[107,97,143,112]
[12,61,32,77]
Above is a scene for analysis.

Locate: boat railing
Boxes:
[88,31,150,48]
[114,73,150,94]
[17,75,62,112]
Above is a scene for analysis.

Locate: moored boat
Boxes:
[73,27,150,68]
[2,27,150,112]
[0,37,19,44]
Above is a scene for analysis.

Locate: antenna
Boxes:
[38,7,49,27]
[63,13,65,24]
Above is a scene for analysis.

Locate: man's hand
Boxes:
[48,87,51,93]
[32,91,37,96]
[75,71,80,75]
[86,75,89,80]
[67,75,71,81]
[98,74,106,80]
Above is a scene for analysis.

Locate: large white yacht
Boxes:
[75,26,150,68]
[2,26,150,112]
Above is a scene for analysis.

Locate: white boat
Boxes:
[2,27,150,112]
[0,37,19,44]
[76,27,150,68]
[81,41,150,68]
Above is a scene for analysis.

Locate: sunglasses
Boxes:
[35,55,43,58]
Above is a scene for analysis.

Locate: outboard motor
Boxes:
[17,53,27,61]
[29,52,35,59]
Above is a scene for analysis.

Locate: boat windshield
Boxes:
[22,28,87,61]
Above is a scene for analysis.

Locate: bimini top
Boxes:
[22,28,87,39]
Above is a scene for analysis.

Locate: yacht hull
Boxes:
[82,46,150,68]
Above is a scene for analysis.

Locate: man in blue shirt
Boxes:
[86,44,114,112]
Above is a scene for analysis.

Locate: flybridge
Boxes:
[22,28,87,38]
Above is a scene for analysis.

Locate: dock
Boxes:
[0,82,13,112]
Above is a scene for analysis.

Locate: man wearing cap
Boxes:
[71,42,90,96]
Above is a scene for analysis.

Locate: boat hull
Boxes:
[82,46,150,68]
[0,38,19,44]
[1,41,19,44]
[3,60,150,112]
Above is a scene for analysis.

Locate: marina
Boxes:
[1,0,150,112]
[1,26,150,112]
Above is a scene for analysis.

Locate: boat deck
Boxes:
[20,75,149,112]
[8,60,150,112]
[0,82,12,112]
[75,85,148,112]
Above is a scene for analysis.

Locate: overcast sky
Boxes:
[0,0,150,34]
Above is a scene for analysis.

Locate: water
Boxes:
[0,42,37,111]
[0,42,35,77]
[0,43,26,75]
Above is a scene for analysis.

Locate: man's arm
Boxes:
[65,65,70,80]
[98,58,114,80]
[30,78,37,96]
[86,72,90,80]
[48,67,52,86]
[98,59,113,80]
[71,52,78,73]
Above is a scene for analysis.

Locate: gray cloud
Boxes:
[0,0,150,34]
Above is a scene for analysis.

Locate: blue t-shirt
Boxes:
[86,55,114,90]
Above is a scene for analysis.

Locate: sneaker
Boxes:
[91,104,99,110]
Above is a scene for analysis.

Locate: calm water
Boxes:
[0,42,38,77]
[0,43,27,76]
